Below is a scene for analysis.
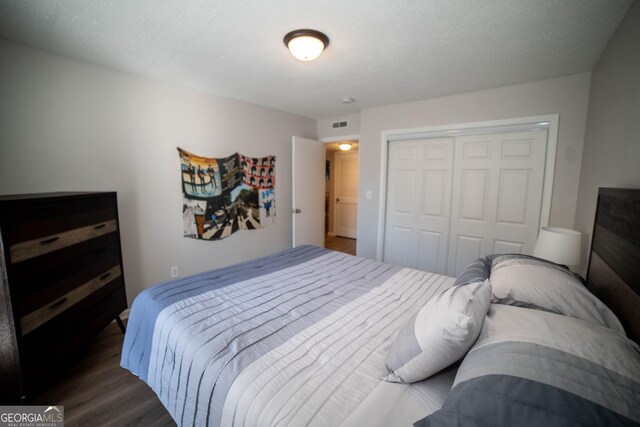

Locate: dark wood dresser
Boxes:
[0,192,127,403]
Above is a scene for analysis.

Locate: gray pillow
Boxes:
[490,254,625,333]
[452,257,491,286]
[383,280,491,384]
[415,304,640,426]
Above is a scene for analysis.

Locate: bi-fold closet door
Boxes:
[383,129,548,276]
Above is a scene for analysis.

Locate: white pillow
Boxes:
[383,279,492,384]
[490,255,625,334]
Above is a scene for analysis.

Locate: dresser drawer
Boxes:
[0,194,116,227]
[21,282,125,352]
[9,218,117,263]
[15,254,121,317]
[19,264,122,335]
[19,285,127,393]
[1,192,117,249]
[9,233,121,300]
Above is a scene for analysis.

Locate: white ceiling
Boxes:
[0,1,632,119]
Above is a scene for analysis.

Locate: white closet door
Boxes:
[383,138,454,273]
[447,130,548,275]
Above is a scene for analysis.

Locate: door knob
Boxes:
[292,208,302,214]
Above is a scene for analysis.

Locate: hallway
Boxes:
[325,234,356,256]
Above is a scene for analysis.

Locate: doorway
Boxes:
[324,141,358,255]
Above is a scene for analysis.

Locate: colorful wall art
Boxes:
[178,148,276,240]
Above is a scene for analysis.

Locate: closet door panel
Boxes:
[496,169,530,225]
[493,239,525,254]
[447,130,547,275]
[384,143,419,268]
[385,226,413,267]
[417,230,442,272]
[458,169,490,220]
[418,139,454,273]
[453,235,484,275]
[384,138,453,273]
[493,132,547,250]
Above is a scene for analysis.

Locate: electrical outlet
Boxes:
[170,266,179,278]
[366,190,373,200]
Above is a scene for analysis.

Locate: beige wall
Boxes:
[574,2,640,274]
[356,73,592,259]
[0,40,316,303]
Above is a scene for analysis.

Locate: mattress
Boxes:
[121,245,455,426]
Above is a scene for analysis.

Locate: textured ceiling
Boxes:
[0,1,632,119]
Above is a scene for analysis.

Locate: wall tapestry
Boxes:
[178,147,276,240]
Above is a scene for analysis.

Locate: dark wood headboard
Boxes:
[586,188,640,344]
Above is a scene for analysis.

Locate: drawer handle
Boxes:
[49,298,68,310]
[40,236,60,245]
[94,223,107,230]
[99,272,112,281]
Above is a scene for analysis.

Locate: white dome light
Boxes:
[284,29,329,62]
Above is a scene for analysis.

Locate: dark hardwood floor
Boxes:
[325,234,357,255]
[33,320,175,427]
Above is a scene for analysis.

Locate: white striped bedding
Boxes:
[121,246,455,426]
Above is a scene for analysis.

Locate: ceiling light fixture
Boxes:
[338,143,352,151]
[283,29,329,61]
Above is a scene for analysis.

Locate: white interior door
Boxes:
[292,136,325,247]
[334,151,359,239]
[447,130,547,275]
[383,138,454,273]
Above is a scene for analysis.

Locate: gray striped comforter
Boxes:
[121,246,454,426]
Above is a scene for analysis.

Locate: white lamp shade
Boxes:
[533,227,582,266]
[287,36,326,61]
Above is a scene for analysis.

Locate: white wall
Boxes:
[356,73,592,259]
[574,2,640,274]
[317,113,361,140]
[0,40,316,303]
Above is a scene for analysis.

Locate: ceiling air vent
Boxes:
[331,120,349,129]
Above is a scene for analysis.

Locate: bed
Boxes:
[121,187,640,427]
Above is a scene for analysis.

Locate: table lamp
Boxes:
[532,227,582,267]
